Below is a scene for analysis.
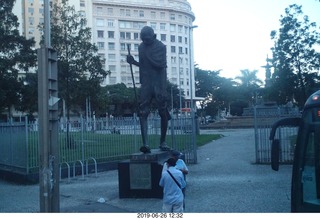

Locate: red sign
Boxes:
[181,108,191,112]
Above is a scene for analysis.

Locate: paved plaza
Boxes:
[0,128,292,213]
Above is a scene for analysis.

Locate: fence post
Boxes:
[254,106,259,163]
[25,116,29,174]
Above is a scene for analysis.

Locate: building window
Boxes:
[133,10,138,17]
[28,27,34,35]
[179,47,183,54]
[139,10,144,17]
[170,13,175,20]
[160,23,166,31]
[120,55,127,63]
[121,65,127,72]
[171,46,176,53]
[120,43,126,51]
[108,54,116,61]
[29,17,34,25]
[133,22,145,30]
[109,77,116,84]
[150,22,156,30]
[108,31,114,38]
[120,9,125,16]
[80,0,85,7]
[126,9,131,16]
[171,57,177,64]
[171,67,177,75]
[108,42,115,50]
[107,19,114,27]
[134,32,139,40]
[97,6,103,14]
[97,30,104,38]
[160,34,166,41]
[119,21,133,29]
[98,53,105,63]
[79,11,85,17]
[178,36,182,43]
[160,12,165,19]
[184,26,188,34]
[96,18,104,27]
[126,32,131,39]
[134,44,139,51]
[120,32,125,39]
[178,25,183,33]
[107,8,113,15]
[170,35,175,43]
[170,24,176,32]
[28,7,34,14]
[97,42,105,50]
[151,11,156,19]
[109,65,116,72]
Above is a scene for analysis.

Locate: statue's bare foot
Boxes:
[159,142,171,151]
[140,146,151,153]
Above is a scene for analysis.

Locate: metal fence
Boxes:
[0,115,196,174]
[253,106,301,164]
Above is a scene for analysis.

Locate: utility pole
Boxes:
[38,0,60,212]
[189,25,198,164]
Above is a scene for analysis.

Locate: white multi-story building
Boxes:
[13,0,197,109]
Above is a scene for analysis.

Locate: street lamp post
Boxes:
[178,52,183,114]
[189,25,198,164]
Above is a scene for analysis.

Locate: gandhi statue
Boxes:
[127,26,171,153]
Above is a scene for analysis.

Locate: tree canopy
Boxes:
[267,4,320,108]
[0,0,36,118]
[49,0,110,119]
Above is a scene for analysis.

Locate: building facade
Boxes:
[13,0,196,109]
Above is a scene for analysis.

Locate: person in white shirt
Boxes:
[162,150,189,178]
[162,150,189,209]
[159,158,186,212]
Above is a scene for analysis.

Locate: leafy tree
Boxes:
[195,67,222,117]
[166,80,181,115]
[98,83,136,117]
[195,66,244,118]
[268,4,320,108]
[19,73,38,120]
[0,0,36,118]
[49,0,110,120]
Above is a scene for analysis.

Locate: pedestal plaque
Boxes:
[118,149,170,198]
[129,163,151,189]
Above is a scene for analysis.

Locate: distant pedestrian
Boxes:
[159,158,186,213]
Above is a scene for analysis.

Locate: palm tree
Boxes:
[235,69,263,106]
[235,69,263,88]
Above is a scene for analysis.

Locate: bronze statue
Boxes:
[127,26,171,153]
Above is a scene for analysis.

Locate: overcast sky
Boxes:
[187,0,320,81]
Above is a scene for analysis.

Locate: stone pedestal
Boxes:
[118,149,170,198]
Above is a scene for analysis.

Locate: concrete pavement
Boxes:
[0,128,292,213]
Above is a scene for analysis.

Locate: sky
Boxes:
[187,0,320,82]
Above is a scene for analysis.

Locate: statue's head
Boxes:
[140,26,156,45]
